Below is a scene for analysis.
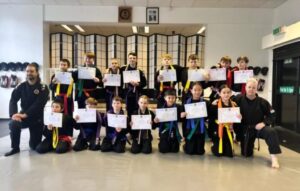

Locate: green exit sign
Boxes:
[279,86,294,94]
[273,26,286,35]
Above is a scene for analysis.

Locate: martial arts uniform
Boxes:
[130,108,156,154]
[73,111,103,151]
[104,68,123,111]
[36,115,77,154]
[49,72,75,116]
[120,65,147,118]
[182,97,210,155]
[73,66,102,108]
[9,80,49,151]
[155,65,182,107]
[208,99,237,157]
[157,104,182,153]
[181,66,210,102]
[101,109,128,153]
[233,95,281,157]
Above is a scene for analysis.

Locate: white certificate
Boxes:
[159,69,177,82]
[131,115,152,130]
[78,66,96,80]
[44,111,63,128]
[123,70,140,83]
[188,69,206,82]
[218,107,241,123]
[234,70,253,84]
[209,68,226,81]
[54,71,72,85]
[107,113,127,129]
[184,102,208,119]
[155,108,177,122]
[104,74,121,87]
[74,109,97,123]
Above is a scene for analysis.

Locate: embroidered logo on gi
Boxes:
[34,89,39,94]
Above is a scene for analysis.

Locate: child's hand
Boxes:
[102,78,107,83]
[154,117,160,123]
[157,75,163,82]
[255,122,265,130]
[116,128,122,132]
[74,115,80,121]
[52,77,58,83]
[204,72,210,82]
[212,99,218,105]
[180,112,187,118]
[93,77,100,83]
[47,124,53,130]
[236,113,242,120]
[130,81,139,86]
[130,121,133,127]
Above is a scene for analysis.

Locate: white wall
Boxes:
[273,0,300,27]
[0,5,44,118]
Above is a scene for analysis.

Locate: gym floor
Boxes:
[0,124,299,191]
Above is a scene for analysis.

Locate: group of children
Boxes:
[36,52,281,168]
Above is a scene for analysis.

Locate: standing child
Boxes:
[49,59,74,117]
[73,97,102,151]
[130,95,156,154]
[180,82,210,155]
[208,84,240,157]
[154,89,182,153]
[36,99,77,154]
[103,58,123,111]
[155,53,182,107]
[232,56,251,94]
[181,54,210,102]
[101,96,128,153]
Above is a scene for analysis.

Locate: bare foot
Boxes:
[271,155,280,169]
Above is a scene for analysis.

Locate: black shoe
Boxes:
[4,148,20,157]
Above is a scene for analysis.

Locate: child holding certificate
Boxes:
[73,97,102,152]
[208,85,240,157]
[103,58,123,111]
[155,53,182,107]
[231,56,252,94]
[101,96,128,153]
[49,59,74,117]
[154,89,182,153]
[36,99,78,154]
[180,82,210,155]
[181,54,210,102]
[130,95,156,154]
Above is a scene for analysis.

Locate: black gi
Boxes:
[181,67,210,102]
[73,66,102,108]
[130,108,156,154]
[208,99,237,157]
[181,98,210,155]
[104,68,123,111]
[157,104,182,153]
[9,80,49,150]
[233,95,281,157]
[120,65,146,118]
[155,65,182,107]
[49,72,75,116]
[36,115,77,154]
[73,111,103,151]
[101,109,128,153]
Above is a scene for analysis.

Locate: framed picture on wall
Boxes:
[146,7,159,24]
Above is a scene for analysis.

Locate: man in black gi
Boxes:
[5,63,49,156]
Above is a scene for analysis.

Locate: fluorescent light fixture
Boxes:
[144,26,149,33]
[197,26,206,34]
[132,26,138,34]
[61,24,73,32]
[74,25,85,32]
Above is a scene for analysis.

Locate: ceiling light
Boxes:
[61,24,73,32]
[197,26,206,34]
[144,26,149,33]
[132,26,138,34]
[74,25,85,32]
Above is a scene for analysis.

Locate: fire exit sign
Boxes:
[273,26,286,35]
[279,86,294,94]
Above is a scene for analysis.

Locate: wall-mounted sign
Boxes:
[279,86,294,94]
